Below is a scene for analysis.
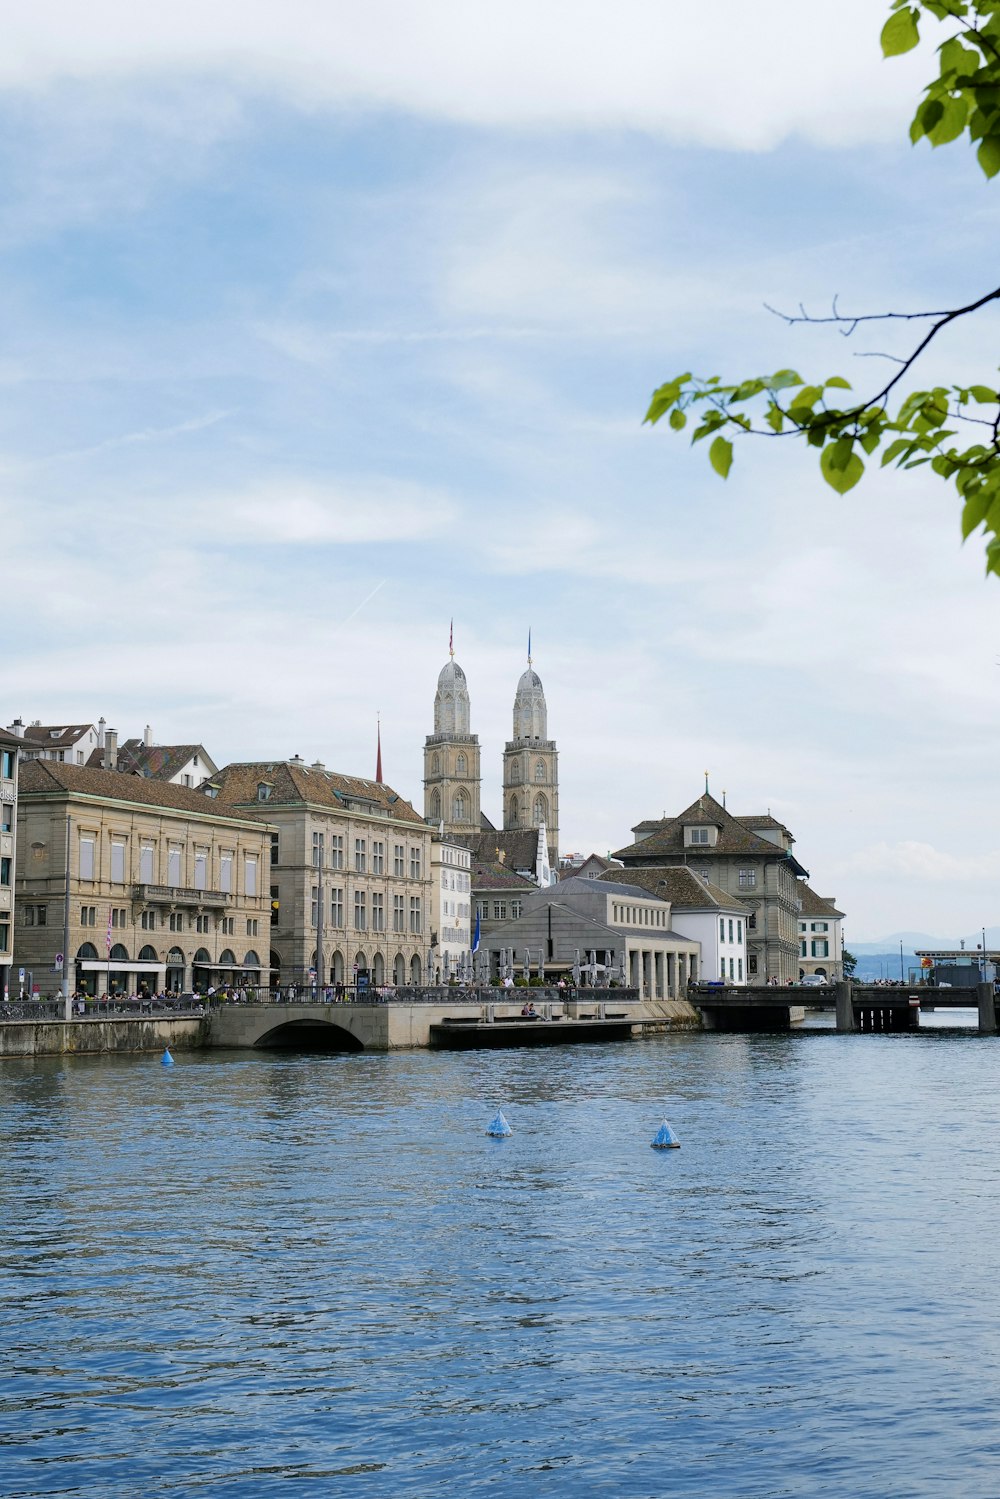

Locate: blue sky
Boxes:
[4,1,1000,940]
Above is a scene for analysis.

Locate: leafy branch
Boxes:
[645,0,1000,576]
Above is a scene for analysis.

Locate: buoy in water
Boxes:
[486,1108,512,1137]
[161,1049,175,1068]
[651,1119,680,1149]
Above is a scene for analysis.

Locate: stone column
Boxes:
[835,980,855,1033]
[977,981,997,1035]
[654,951,664,1000]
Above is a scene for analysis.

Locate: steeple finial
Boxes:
[449,618,454,659]
[376,713,383,783]
[527,627,532,666]
[704,770,710,796]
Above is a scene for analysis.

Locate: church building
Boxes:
[423,635,559,880]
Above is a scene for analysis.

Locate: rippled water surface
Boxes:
[3,1030,1000,1497]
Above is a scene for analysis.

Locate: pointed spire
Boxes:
[704,770,710,796]
[449,618,454,659]
[376,715,383,783]
[527,626,532,666]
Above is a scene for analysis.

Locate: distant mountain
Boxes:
[852,926,1000,955]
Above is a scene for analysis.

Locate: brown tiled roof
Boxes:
[614,793,786,861]
[0,727,24,750]
[209,760,425,824]
[20,723,93,749]
[468,827,543,873]
[599,864,749,912]
[736,813,793,839]
[472,859,536,891]
[118,740,213,780]
[797,882,844,919]
[558,854,619,880]
[18,760,263,823]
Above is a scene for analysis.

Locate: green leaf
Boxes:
[709,436,733,478]
[969,384,998,403]
[881,7,919,56]
[824,376,852,390]
[669,408,687,431]
[977,135,1000,177]
[820,443,864,494]
[928,96,969,146]
[962,492,992,538]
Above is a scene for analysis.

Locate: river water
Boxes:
[2,1028,999,1498]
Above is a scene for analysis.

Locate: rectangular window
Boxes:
[139,845,154,883]
[167,847,181,886]
[748,954,758,975]
[331,835,344,870]
[312,831,323,867]
[311,886,319,928]
[220,853,233,894]
[729,957,735,980]
[330,889,344,928]
[0,921,8,953]
[0,857,9,886]
[393,844,405,877]
[800,940,807,957]
[354,891,366,930]
[737,921,743,942]
[719,917,725,943]
[247,918,258,937]
[372,893,384,932]
[738,958,743,981]
[194,850,207,891]
[372,841,385,875]
[728,919,734,943]
[0,809,10,833]
[270,833,279,867]
[739,868,756,888]
[355,839,366,874]
[110,841,125,884]
[393,894,405,932]
[690,827,709,844]
[140,910,155,930]
[409,848,421,880]
[811,922,829,932]
[245,855,257,897]
[409,896,422,934]
[169,912,184,933]
[220,917,234,936]
[812,939,829,958]
[1,750,13,778]
[511,900,522,919]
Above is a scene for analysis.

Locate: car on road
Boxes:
[800,974,830,986]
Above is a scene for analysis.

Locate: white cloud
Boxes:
[192,478,458,546]
[838,842,1000,883]
[1,2,931,150]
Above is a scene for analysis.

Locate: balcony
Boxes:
[134,884,231,908]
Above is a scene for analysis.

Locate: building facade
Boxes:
[423,656,481,840]
[0,728,20,995]
[602,865,749,985]
[797,884,844,981]
[613,792,806,983]
[15,761,272,997]
[429,835,472,981]
[210,758,434,991]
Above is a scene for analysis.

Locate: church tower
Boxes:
[423,630,481,838]
[502,638,559,867]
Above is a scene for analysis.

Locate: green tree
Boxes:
[646,1,1000,575]
[842,950,858,979]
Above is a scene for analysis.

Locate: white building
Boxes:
[429,835,472,982]
[599,865,749,985]
[797,884,844,981]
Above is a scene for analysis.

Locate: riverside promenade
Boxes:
[0,988,701,1056]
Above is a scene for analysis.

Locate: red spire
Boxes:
[376,719,383,783]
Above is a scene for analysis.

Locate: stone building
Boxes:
[480,875,700,1001]
[613,792,807,983]
[423,637,559,878]
[15,761,272,997]
[0,727,20,995]
[209,758,434,991]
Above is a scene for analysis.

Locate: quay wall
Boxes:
[0,1016,208,1058]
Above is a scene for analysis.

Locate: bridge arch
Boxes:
[252,1016,365,1052]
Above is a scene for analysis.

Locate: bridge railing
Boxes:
[205,985,642,1008]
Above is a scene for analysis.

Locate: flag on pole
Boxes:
[471,910,480,954]
[376,719,383,783]
[106,907,113,954]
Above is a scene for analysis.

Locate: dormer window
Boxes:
[258,783,272,802]
[685,824,717,847]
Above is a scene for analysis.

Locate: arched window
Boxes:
[373,953,385,985]
[431,752,440,775]
[533,794,547,825]
[110,943,128,961]
[431,789,441,819]
[456,752,467,776]
[194,948,211,965]
[511,760,521,783]
[452,790,468,822]
[356,951,368,972]
[332,950,344,982]
[509,795,519,824]
[410,954,422,983]
[138,945,157,961]
[535,760,546,782]
[218,949,236,966]
[76,942,98,961]
[243,951,260,969]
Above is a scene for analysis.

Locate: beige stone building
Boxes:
[16,761,272,996]
[208,758,434,992]
[429,834,472,982]
[614,792,807,983]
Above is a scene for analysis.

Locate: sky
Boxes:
[2,1,999,942]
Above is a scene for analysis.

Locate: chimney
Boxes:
[104,729,118,771]
[8,718,23,738]
[144,724,152,747]
[97,717,106,750]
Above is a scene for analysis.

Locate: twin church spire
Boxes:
[423,627,559,865]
